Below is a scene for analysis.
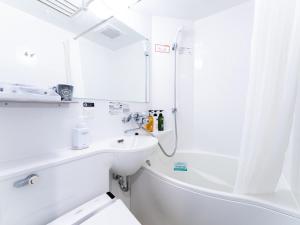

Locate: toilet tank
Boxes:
[0,153,112,225]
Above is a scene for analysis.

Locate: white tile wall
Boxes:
[193,1,254,156]
[151,1,254,157]
[151,16,194,151]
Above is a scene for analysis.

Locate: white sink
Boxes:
[108,135,158,176]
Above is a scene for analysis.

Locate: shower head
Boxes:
[175,27,184,42]
[172,26,184,51]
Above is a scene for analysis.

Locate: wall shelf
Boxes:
[0,100,79,104]
[152,129,173,138]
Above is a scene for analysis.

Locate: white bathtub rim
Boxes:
[173,149,240,161]
[171,151,299,208]
[141,165,300,220]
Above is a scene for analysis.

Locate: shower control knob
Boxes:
[28,174,39,185]
[13,174,39,188]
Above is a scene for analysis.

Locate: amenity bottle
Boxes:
[158,110,164,131]
[146,110,154,132]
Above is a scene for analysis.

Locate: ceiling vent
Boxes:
[98,25,122,39]
[37,0,81,17]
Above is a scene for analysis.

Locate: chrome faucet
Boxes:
[122,112,148,134]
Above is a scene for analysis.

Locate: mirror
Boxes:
[0,1,150,103]
[0,2,69,89]
[69,18,150,102]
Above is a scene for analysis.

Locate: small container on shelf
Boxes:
[145,110,154,132]
[153,110,158,131]
[72,117,90,150]
[158,110,164,131]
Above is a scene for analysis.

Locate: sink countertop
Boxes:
[0,136,158,181]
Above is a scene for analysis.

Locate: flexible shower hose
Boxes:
[142,110,178,157]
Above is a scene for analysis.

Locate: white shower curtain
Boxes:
[235,0,300,194]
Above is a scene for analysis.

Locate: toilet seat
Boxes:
[48,193,141,225]
[81,199,140,225]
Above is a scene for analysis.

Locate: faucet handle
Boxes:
[122,112,140,123]
[122,112,147,124]
[122,113,132,123]
[135,112,148,125]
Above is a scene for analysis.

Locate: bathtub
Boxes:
[131,152,300,225]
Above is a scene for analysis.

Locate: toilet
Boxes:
[48,192,141,225]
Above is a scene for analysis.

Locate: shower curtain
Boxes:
[235,0,300,194]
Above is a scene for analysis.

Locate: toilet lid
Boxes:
[81,199,141,225]
[47,194,141,225]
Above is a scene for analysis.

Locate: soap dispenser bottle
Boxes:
[158,110,164,131]
[145,110,154,132]
[72,117,90,150]
[153,110,158,131]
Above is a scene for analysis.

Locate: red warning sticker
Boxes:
[155,44,170,53]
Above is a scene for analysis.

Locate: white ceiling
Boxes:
[0,0,145,49]
[0,0,251,46]
[132,0,251,20]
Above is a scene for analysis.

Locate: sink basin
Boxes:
[108,135,158,176]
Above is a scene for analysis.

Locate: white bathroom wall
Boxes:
[151,16,194,150]
[151,2,254,156]
[0,101,147,162]
[193,1,254,157]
